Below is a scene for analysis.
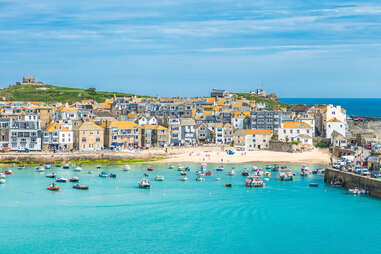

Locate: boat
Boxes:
[36,166,45,172]
[73,184,88,190]
[179,177,188,181]
[278,172,294,181]
[180,170,187,176]
[5,169,12,175]
[241,169,249,176]
[349,188,368,195]
[147,167,154,171]
[216,166,224,171]
[271,165,280,172]
[330,179,343,187]
[264,171,271,177]
[265,165,273,171]
[0,173,6,179]
[196,176,205,181]
[88,170,94,174]
[227,169,235,176]
[47,183,60,191]
[0,179,6,184]
[312,168,325,175]
[224,183,233,187]
[200,163,207,170]
[245,176,265,187]
[205,171,213,176]
[122,165,130,171]
[109,173,117,178]
[177,166,184,171]
[281,166,288,169]
[154,175,165,181]
[99,171,109,177]
[184,167,191,171]
[309,183,319,187]
[300,166,311,177]
[216,177,221,181]
[96,165,102,169]
[168,165,175,169]
[74,166,82,172]
[56,177,68,183]
[69,176,79,182]
[138,179,150,188]
[45,172,56,178]
[45,163,51,169]
[63,164,70,169]
[17,165,25,169]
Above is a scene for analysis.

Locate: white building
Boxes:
[43,122,73,151]
[326,118,346,139]
[278,121,313,145]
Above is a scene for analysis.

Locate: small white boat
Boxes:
[0,179,6,184]
[138,179,150,188]
[122,165,130,171]
[227,169,235,176]
[179,177,188,181]
[168,165,175,169]
[154,175,165,181]
[196,177,205,182]
[177,166,184,171]
[216,166,224,171]
[56,177,68,183]
[216,177,221,181]
[45,164,51,169]
[63,164,70,169]
[0,173,5,179]
[96,165,102,169]
[74,166,82,172]
[349,188,368,195]
[17,165,25,169]
[36,166,45,172]
[88,170,94,174]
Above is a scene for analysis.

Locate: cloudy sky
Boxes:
[1,0,380,97]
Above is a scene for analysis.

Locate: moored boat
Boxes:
[36,166,45,172]
[180,170,187,176]
[196,176,205,181]
[205,171,213,176]
[0,173,6,179]
[216,166,224,171]
[138,179,150,188]
[69,176,79,182]
[73,184,88,190]
[184,167,191,171]
[0,178,6,184]
[122,165,131,171]
[271,165,280,172]
[300,166,311,177]
[5,169,12,175]
[147,167,154,171]
[245,176,265,187]
[227,169,235,176]
[74,166,82,172]
[309,183,319,187]
[56,177,68,183]
[278,172,294,181]
[241,169,249,176]
[179,177,188,181]
[168,165,175,169]
[45,163,51,169]
[63,164,70,169]
[17,165,25,169]
[216,177,221,181]
[47,183,60,191]
[96,165,102,169]
[224,183,233,187]
[154,175,165,181]
[264,171,271,177]
[45,172,56,178]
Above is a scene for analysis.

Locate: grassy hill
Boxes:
[0,84,141,103]
[234,92,289,110]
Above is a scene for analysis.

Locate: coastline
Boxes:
[0,146,330,165]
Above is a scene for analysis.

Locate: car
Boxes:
[361,169,370,176]
[371,171,381,178]
[17,148,30,153]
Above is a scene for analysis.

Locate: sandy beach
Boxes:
[159,146,330,165]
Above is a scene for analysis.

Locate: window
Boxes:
[82,138,86,142]
[96,138,100,142]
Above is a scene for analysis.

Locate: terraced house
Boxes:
[73,121,104,151]
[104,121,141,150]
[42,122,73,151]
[141,125,169,148]
[10,120,42,151]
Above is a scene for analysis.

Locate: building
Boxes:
[326,118,346,139]
[180,119,196,145]
[104,121,140,149]
[0,119,10,150]
[234,129,273,150]
[278,121,313,145]
[196,123,214,144]
[9,120,42,151]
[11,76,44,86]
[211,89,228,98]
[250,111,282,130]
[73,121,104,151]
[141,125,169,148]
[168,118,181,145]
[42,122,73,151]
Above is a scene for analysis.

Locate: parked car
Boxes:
[361,169,370,176]
[371,171,381,178]
[17,148,30,153]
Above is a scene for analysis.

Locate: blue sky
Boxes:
[1,0,381,97]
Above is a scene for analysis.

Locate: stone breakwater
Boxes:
[0,151,167,163]
[324,168,381,198]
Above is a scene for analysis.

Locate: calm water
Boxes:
[280,98,381,117]
[1,163,381,254]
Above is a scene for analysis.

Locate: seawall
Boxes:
[324,168,381,198]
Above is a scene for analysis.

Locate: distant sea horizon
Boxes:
[279,98,381,117]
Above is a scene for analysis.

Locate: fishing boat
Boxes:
[45,172,56,178]
[179,177,188,181]
[205,171,213,176]
[349,188,368,195]
[73,184,88,190]
[278,172,294,181]
[216,177,221,181]
[309,183,319,187]
[69,176,79,182]
[36,166,45,172]
[177,166,184,171]
[99,171,109,177]
[216,166,224,171]
[154,175,165,181]
[56,177,68,183]
[0,173,6,179]
[227,169,235,176]
[180,170,187,176]
[47,183,60,191]
[241,169,250,176]
[281,166,288,169]
[63,164,70,169]
[147,167,154,171]
[17,165,25,169]
[300,166,311,177]
[224,183,233,187]
[138,179,150,188]
[168,165,175,169]
[245,176,265,187]
[0,179,6,184]
[196,176,205,181]
[122,165,130,171]
[5,169,12,175]
[264,171,271,177]
[74,166,82,172]
[96,165,102,169]
[271,165,280,172]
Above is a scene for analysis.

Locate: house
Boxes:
[9,120,42,151]
[0,119,10,150]
[55,107,78,121]
[196,123,214,144]
[332,131,347,148]
[211,89,228,98]
[233,129,273,150]
[104,121,140,150]
[278,121,313,145]
[250,111,282,130]
[180,118,196,145]
[168,118,181,145]
[141,125,169,148]
[73,121,104,151]
[42,122,73,151]
[326,118,346,139]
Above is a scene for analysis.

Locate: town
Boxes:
[0,76,350,154]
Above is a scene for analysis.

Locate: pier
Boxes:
[325,168,381,198]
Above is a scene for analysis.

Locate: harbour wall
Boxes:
[324,168,381,198]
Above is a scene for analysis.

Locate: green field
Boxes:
[0,84,142,103]
[234,93,289,110]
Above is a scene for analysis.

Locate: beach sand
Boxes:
[159,146,330,165]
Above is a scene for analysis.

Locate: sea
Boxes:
[1,163,381,254]
[280,98,381,117]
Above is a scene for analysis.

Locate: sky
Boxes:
[0,0,381,98]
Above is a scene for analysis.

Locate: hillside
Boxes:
[0,84,140,103]
[233,92,289,110]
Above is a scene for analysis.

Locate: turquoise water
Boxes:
[1,163,381,254]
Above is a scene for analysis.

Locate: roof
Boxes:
[78,121,103,131]
[246,129,273,135]
[142,125,167,130]
[109,121,138,129]
[58,107,77,113]
[297,134,312,139]
[282,121,312,129]
[327,117,342,123]
[45,122,70,132]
